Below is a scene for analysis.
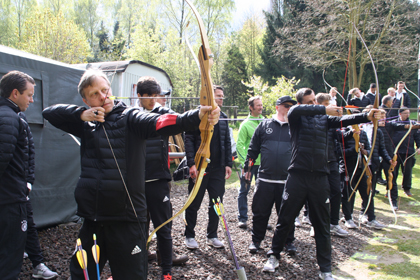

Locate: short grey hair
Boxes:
[78,70,110,98]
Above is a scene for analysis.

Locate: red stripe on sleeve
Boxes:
[156,114,177,130]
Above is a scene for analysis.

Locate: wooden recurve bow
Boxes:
[147,0,217,246]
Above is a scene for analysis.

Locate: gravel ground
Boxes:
[19,183,373,280]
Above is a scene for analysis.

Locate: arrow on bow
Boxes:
[147,0,217,246]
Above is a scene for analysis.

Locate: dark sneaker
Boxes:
[172,254,188,266]
[32,263,58,279]
[248,241,260,254]
[404,189,413,197]
[148,250,157,261]
[284,242,297,255]
[238,221,247,229]
[377,178,387,185]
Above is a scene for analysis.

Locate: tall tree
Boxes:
[0,0,16,46]
[198,0,235,39]
[20,9,91,63]
[222,43,248,111]
[12,0,36,41]
[41,0,70,16]
[272,0,420,90]
[238,12,265,77]
[73,0,100,49]
[256,0,317,88]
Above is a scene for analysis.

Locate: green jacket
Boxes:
[236,114,263,165]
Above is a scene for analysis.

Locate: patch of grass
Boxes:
[339,155,420,279]
[378,262,420,279]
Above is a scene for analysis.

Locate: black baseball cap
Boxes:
[160,89,172,96]
[276,96,297,106]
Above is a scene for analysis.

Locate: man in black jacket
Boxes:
[365,83,382,105]
[315,93,348,237]
[184,86,232,250]
[262,88,381,280]
[136,76,188,279]
[0,70,35,280]
[18,112,59,280]
[391,108,420,199]
[42,70,220,280]
[246,96,297,256]
[348,87,372,108]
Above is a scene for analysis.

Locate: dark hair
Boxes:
[0,70,35,98]
[397,81,405,85]
[399,107,409,114]
[295,88,314,103]
[213,85,224,92]
[78,70,110,98]
[248,95,262,113]
[370,83,376,88]
[137,76,161,96]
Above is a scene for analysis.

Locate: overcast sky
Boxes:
[232,0,271,30]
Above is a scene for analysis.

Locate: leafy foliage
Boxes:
[19,8,91,63]
[243,75,299,117]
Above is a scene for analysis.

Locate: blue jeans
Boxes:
[237,165,259,222]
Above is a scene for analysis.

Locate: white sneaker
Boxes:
[295,217,302,227]
[360,214,368,224]
[302,215,311,225]
[207,238,224,248]
[310,226,315,237]
[344,219,357,229]
[366,220,387,230]
[32,263,58,279]
[330,224,349,237]
[185,237,198,249]
[263,255,279,272]
[319,271,335,280]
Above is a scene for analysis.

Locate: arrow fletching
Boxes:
[92,234,100,264]
[76,238,88,269]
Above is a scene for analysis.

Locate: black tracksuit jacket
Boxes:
[245,118,291,181]
[42,101,200,223]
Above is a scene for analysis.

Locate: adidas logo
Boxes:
[163,196,169,202]
[131,245,141,255]
[325,198,330,204]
